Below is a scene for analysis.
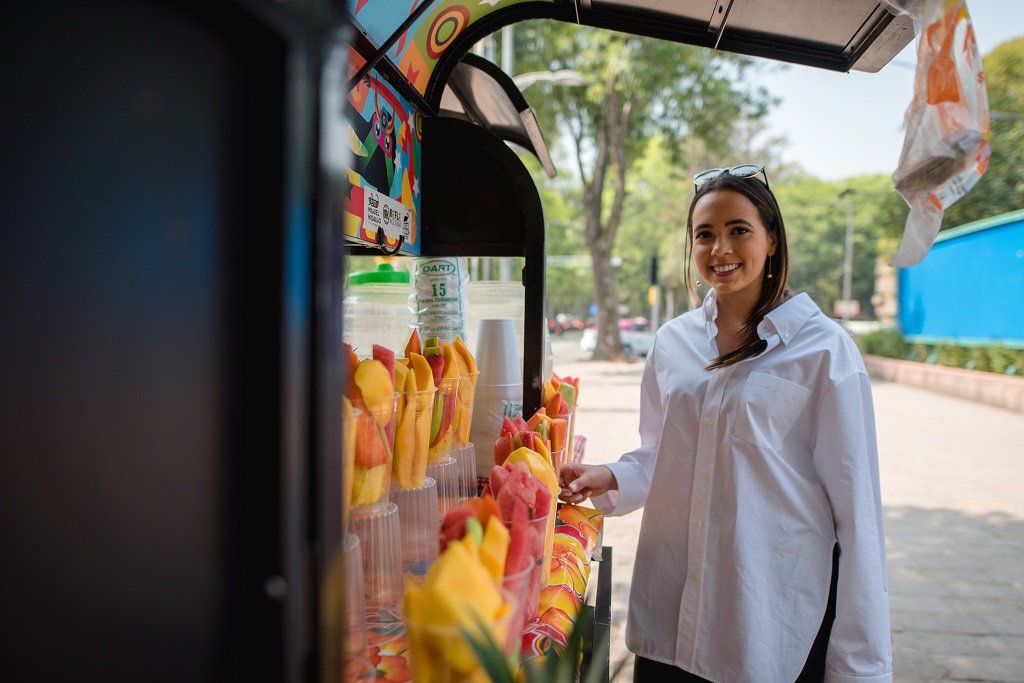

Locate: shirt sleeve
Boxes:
[812,372,893,683]
[590,334,663,516]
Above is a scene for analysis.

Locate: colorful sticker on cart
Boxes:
[363,190,411,244]
[341,46,421,255]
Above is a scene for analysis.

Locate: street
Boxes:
[551,336,1024,682]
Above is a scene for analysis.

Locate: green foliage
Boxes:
[988,345,1018,375]
[773,174,899,317]
[941,38,1024,229]
[968,346,991,372]
[858,329,910,359]
[936,344,970,369]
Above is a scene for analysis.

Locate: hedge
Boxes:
[856,329,1024,376]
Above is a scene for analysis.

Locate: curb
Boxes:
[862,355,1024,414]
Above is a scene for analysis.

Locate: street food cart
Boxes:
[333,1,917,681]
[3,1,924,681]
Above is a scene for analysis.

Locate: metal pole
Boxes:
[841,201,855,323]
[498,25,515,282]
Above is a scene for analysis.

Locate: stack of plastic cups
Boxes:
[426,455,459,520]
[350,502,403,634]
[452,443,477,500]
[340,533,376,681]
[389,477,439,577]
[470,319,522,478]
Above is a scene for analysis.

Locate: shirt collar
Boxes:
[702,289,818,346]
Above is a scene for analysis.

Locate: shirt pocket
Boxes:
[733,371,812,451]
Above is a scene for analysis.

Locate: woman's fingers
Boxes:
[559,465,599,502]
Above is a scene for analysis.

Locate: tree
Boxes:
[516,22,774,359]
[774,174,900,317]
[941,37,1024,229]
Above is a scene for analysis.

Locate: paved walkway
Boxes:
[551,338,1024,682]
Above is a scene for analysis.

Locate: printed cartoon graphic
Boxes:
[344,48,421,253]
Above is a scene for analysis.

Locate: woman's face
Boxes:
[691,189,776,299]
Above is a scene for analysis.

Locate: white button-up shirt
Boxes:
[594,292,892,683]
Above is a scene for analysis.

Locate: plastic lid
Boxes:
[347,263,410,286]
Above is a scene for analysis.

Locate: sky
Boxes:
[755,1,1024,180]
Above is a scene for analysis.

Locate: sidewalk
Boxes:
[553,339,1024,682]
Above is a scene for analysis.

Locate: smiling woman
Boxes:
[685,172,792,368]
[559,169,893,682]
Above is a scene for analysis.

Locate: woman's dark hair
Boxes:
[684,173,791,370]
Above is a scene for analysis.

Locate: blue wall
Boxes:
[898,210,1024,347]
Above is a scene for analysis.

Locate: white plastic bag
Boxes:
[883,0,990,267]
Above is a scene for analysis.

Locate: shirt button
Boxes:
[694,519,703,528]
[691,572,700,582]
[699,469,709,480]
[703,417,714,427]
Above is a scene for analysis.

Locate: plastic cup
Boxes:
[498,563,534,642]
[452,443,478,501]
[323,533,372,682]
[426,455,460,520]
[391,387,435,491]
[475,319,521,387]
[504,511,550,621]
[427,377,458,462]
[342,400,361,532]
[389,477,439,576]
[549,447,567,470]
[350,394,398,509]
[454,371,478,447]
[405,588,516,682]
[350,502,404,624]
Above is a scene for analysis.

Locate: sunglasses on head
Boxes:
[693,163,770,192]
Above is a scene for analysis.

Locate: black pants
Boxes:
[634,546,840,683]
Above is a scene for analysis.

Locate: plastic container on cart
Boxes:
[427,377,458,462]
[426,455,460,520]
[389,477,439,576]
[465,281,524,364]
[350,501,404,632]
[451,443,477,501]
[343,263,418,357]
[349,394,397,509]
[404,588,517,682]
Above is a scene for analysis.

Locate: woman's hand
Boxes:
[558,463,618,505]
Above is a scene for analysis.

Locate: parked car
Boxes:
[580,324,655,357]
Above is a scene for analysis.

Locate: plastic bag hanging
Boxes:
[882,0,990,267]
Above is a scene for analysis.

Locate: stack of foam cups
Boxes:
[470,319,522,479]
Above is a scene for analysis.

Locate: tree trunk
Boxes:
[590,240,623,360]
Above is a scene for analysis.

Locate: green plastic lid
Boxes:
[347,262,411,286]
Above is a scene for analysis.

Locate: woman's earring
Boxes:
[767,257,773,280]
[695,279,701,287]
